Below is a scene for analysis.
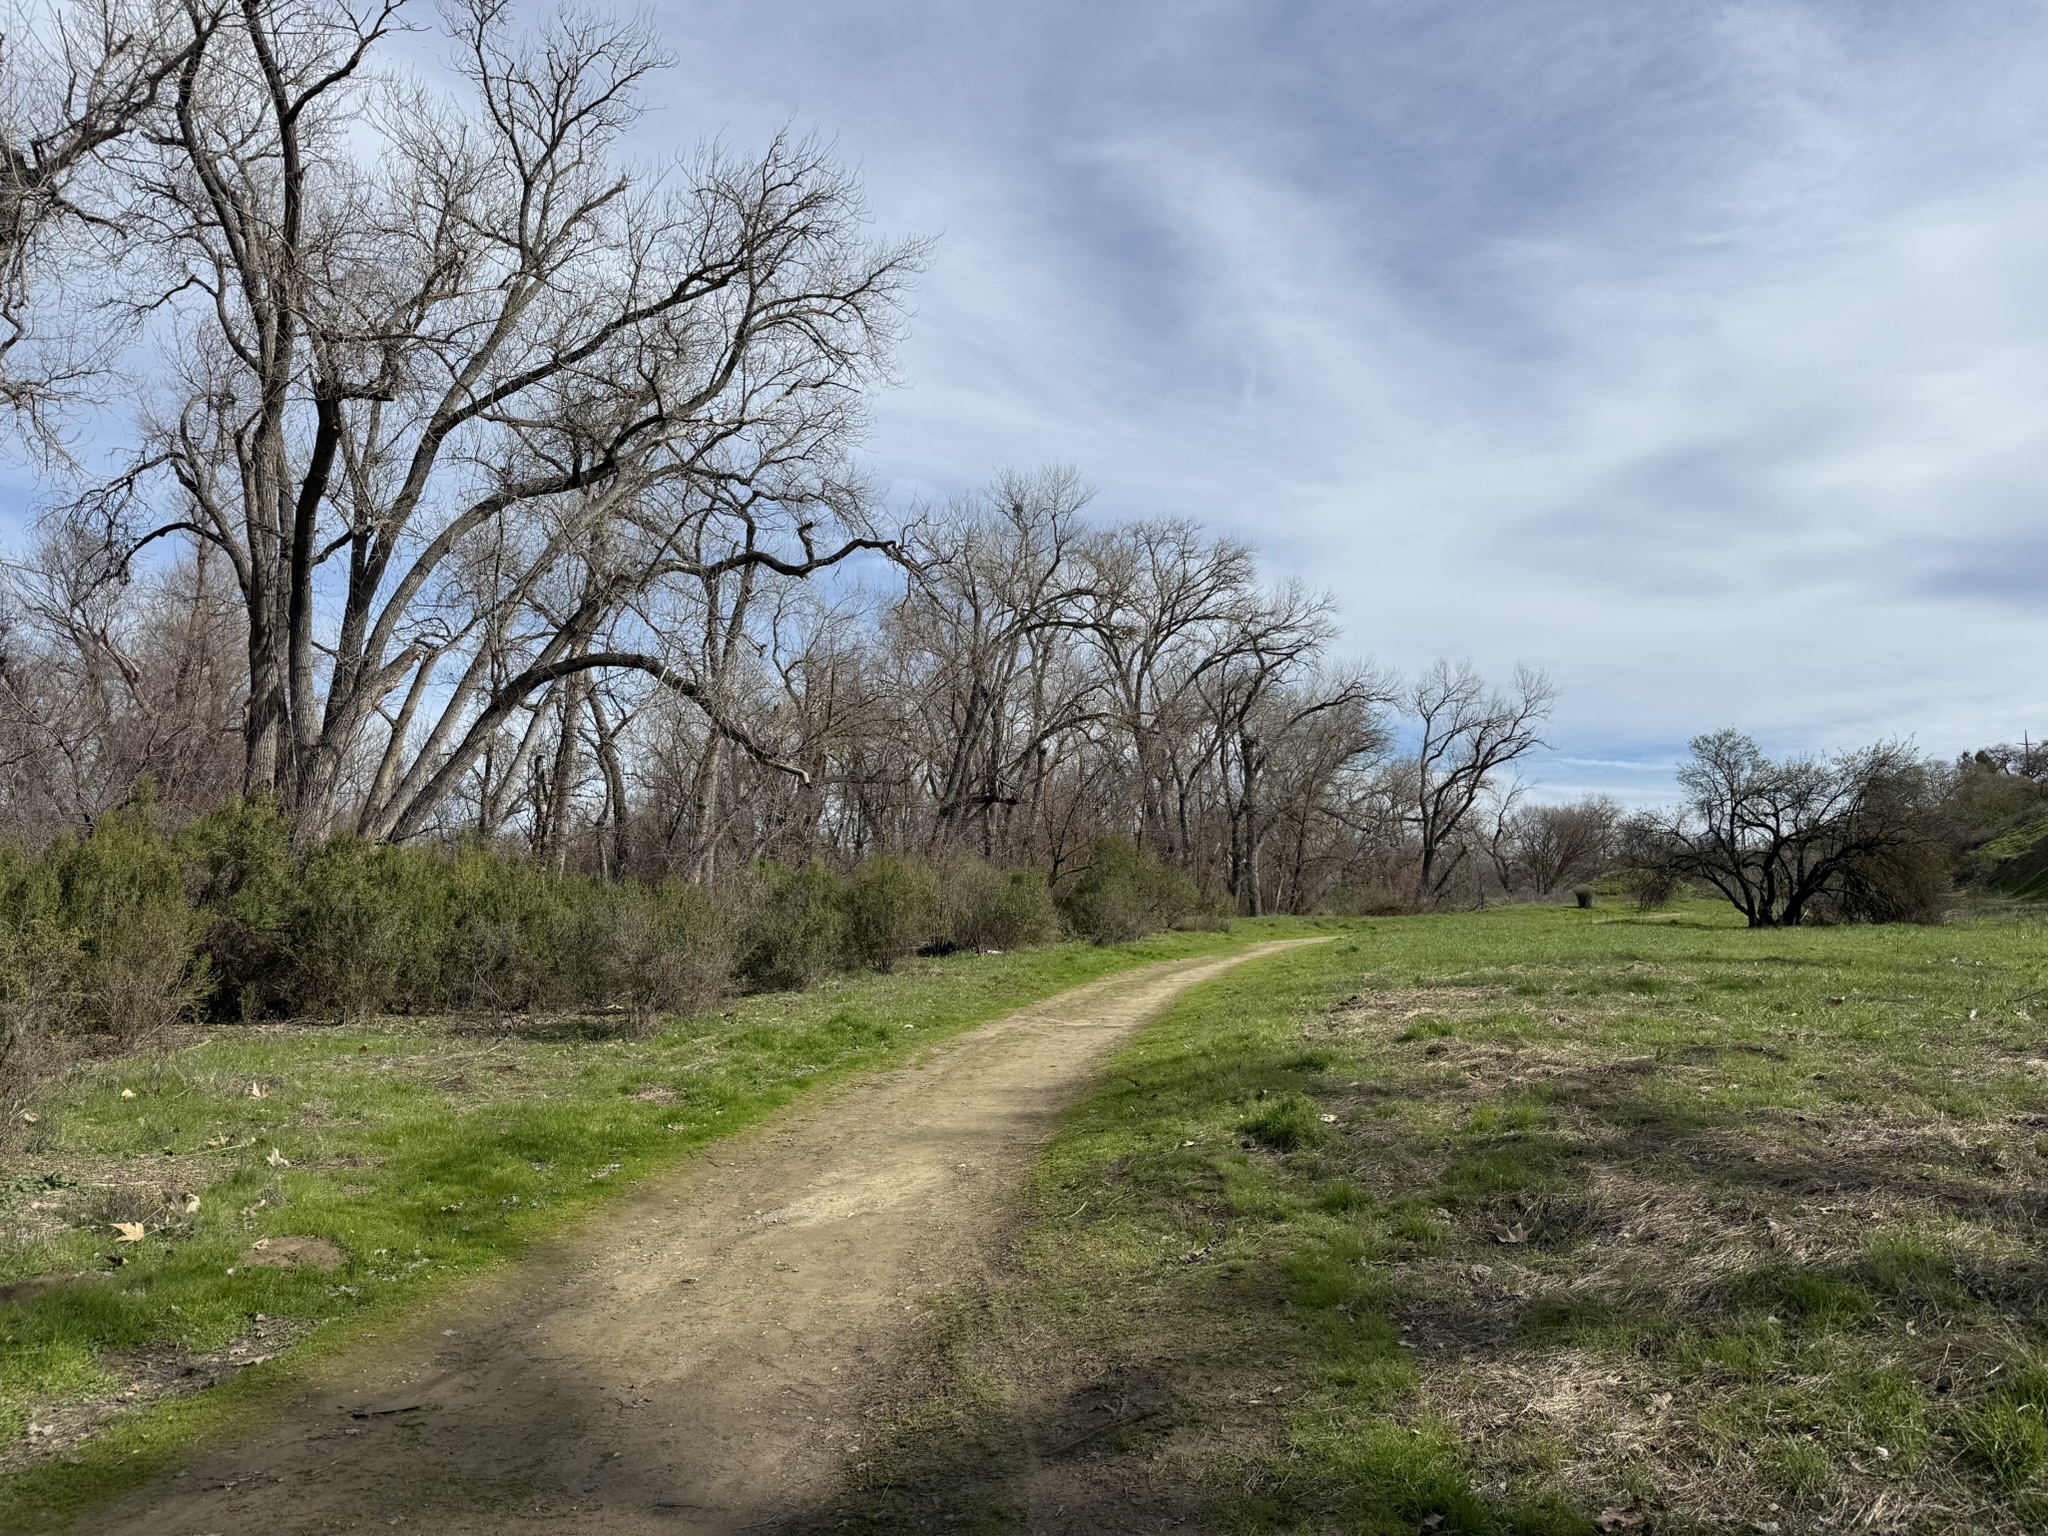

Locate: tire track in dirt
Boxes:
[76,940,1323,1535]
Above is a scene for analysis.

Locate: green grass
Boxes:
[0,923,1325,1531]
[809,900,2048,1535]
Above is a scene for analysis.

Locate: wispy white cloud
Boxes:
[22,0,2042,803]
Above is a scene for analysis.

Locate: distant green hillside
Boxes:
[1981,810,2048,899]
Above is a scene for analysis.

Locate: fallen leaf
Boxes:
[180,1192,201,1214]
[18,1111,35,1125]
[1595,1512,1644,1532]
[266,1147,288,1167]
[248,1082,268,1099]
[1494,1223,1529,1245]
[1319,1114,1338,1124]
[111,1222,145,1243]
[119,1088,136,1099]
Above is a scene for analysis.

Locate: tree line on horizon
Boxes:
[0,0,2040,954]
[0,0,1572,921]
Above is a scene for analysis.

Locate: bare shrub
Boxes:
[0,919,77,1126]
[74,903,205,1045]
[940,859,1059,952]
[586,881,732,1028]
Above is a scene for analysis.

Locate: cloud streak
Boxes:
[19,1,2042,804]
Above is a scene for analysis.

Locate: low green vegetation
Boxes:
[1,797,1202,1053]
[0,925,1276,1530]
[1980,815,2048,901]
[816,901,2048,1534]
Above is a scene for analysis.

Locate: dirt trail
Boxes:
[78,941,1319,1535]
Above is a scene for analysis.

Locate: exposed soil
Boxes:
[73,941,1318,1535]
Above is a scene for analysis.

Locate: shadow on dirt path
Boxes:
[74,940,1324,1535]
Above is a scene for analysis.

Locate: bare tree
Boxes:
[1402,660,1555,906]
[0,533,242,836]
[1490,794,1619,897]
[1627,730,1940,927]
[1082,518,1260,859]
[42,0,920,844]
[888,468,1103,859]
[0,0,197,454]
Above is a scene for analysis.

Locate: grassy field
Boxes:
[0,923,1311,1527]
[813,900,2048,1535]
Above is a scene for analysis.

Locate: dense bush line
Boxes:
[0,794,1222,1101]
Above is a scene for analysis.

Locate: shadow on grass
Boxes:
[762,991,2048,1535]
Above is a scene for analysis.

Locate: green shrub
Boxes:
[0,812,1080,1035]
[285,838,427,1021]
[740,861,848,991]
[177,794,295,1018]
[43,800,205,1043]
[940,858,1060,952]
[843,856,941,972]
[1058,837,1203,944]
[437,843,577,1013]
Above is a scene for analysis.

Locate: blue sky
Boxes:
[6,2,2040,803]
[636,0,2048,799]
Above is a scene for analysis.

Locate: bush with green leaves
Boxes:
[739,860,849,991]
[0,799,1084,1067]
[39,800,208,1044]
[1057,837,1206,944]
[843,856,941,972]
[176,794,295,1018]
[283,837,431,1022]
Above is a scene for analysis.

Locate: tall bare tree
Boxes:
[0,0,197,454]
[1402,660,1554,905]
[41,0,919,843]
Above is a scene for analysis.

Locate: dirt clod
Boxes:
[238,1236,346,1271]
